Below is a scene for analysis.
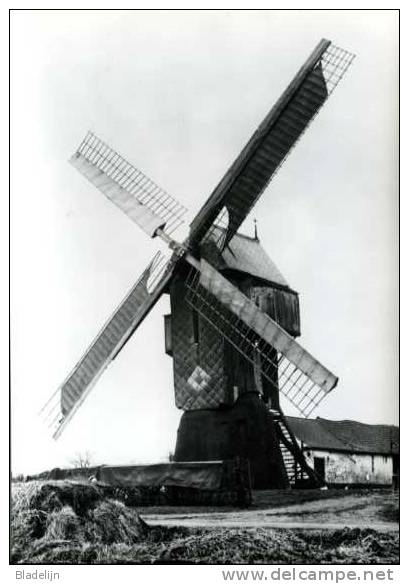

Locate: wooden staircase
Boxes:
[269,407,324,488]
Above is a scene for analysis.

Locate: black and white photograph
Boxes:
[10,8,399,572]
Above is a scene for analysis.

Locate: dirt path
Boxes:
[141,492,399,532]
[143,514,399,532]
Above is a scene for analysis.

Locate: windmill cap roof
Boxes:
[286,416,399,455]
[210,227,293,290]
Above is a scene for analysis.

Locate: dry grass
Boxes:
[11,481,399,564]
[11,481,150,563]
[151,527,399,564]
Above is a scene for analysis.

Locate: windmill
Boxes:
[42,39,355,489]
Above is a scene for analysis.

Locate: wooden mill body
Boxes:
[165,232,301,488]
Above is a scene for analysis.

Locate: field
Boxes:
[11,481,399,564]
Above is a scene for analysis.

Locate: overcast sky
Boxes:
[10,10,398,475]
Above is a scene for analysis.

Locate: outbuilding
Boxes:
[286,417,399,488]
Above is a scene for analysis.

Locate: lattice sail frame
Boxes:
[41,39,354,438]
[204,43,356,249]
[71,132,188,236]
[185,262,337,418]
[41,251,176,438]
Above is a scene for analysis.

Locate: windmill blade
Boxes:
[41,252,178,439]
[185,259,337,417]
[189,40,355,249]
[70,132,188,237]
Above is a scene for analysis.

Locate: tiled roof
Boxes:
[287,416,399,455]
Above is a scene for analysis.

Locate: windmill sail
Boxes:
[42,253,177,438]
[189,40,355,249]
[71,132,187,237]
[42,38,353,444]
[185,259,337,417]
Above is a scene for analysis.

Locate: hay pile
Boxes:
[11,481,152,563]
[11,481,399,564]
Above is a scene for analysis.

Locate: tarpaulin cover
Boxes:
[98,461,224,490]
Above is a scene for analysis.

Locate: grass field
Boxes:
[11,481,399,564]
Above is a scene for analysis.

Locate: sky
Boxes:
[10,9,398,475]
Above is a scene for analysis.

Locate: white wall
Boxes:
[303,449,393,485]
